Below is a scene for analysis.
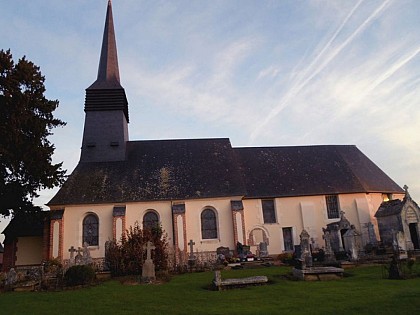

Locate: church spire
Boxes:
[81,0,129,163]
[89,0,121,89]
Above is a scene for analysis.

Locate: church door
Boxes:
[409,223,420,249]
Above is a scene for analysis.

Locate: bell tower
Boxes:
[80,0,129,163]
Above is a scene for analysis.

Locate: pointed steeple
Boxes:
[84,0,128,122]
[81,0,129,163]
[89,0,121,89]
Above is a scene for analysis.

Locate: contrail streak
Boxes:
[366,46,420,93]
[249,0,393,143]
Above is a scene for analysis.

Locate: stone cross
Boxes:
[68,246,77,264]
[144,241,156,261]
[81,242,93,264]
[188,239,195,260]
[142,241,156,282]
[75,247,83,265]
[299,229,313,268]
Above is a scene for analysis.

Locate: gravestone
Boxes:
[258,242,269,257]
[322,228,336,263]
[6,268,17,287]
[294,245,302,260]
[299,229,313,268]
[81,242,93,265]
[366,222,377,246]
[216,246,231,262]
[74,247,83,265]
[73,243,93,266]
[236,242,244,259]
[68,246,77,266]
[187,239,197,269]
[142,241,156,282]
[188,239,196,260]
[343,226,362,261]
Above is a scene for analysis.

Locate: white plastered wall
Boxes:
[62,204,114,259]
[183,197,236,252]
[242,192,393,255]
[59,192,400,259]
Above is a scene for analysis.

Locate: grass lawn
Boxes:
[1,264,420,315]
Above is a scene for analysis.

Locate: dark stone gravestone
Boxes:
[216,246,231,262]
[258,242,269,257]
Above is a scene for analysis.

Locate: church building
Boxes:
[3,1,407,270]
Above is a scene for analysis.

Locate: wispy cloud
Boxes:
[249,0,393,143]
[1,0,419,222]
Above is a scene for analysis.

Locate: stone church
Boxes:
[2,1,410,270]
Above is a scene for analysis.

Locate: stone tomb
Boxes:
[212,270,268,291]
[292,266,344,281]
[375,187,420,251]
[293,229,344,281]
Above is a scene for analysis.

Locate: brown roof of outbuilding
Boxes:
[49,141,403,206]
[2,212,48,242]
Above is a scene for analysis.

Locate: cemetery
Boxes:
[1,196,420,313]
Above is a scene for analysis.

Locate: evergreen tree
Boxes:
[0,49,66,217]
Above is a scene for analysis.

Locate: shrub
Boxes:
[64,265,96,287]
[105,222,169,277]
[43,258,63,274]
[277,252,293,265]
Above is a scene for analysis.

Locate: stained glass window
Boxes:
[143,211,159,230]
[201,208,217,239]
[83,214,99,246]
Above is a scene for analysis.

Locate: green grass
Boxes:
[1,265,420,315]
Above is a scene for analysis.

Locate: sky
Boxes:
[1,0,419,243]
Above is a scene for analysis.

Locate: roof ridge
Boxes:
[233,144,356,150]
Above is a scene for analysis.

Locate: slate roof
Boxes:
[374,199,404,217]
[49,141,403,206]
[375,195,420,217]
[235,145,403,198]
[49,138,247,205]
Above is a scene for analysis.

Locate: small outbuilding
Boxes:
[1,212,50,271]
[375,187,420,251]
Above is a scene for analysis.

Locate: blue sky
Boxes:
[1,0,419,242]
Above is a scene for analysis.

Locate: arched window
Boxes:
[143,211,159,230]
[83,214,99,246]
[201,208,218,239]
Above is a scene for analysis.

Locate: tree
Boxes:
[0,49,66,217]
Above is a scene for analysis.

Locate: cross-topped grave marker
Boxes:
[188,239,195,260]
[68,246,77,265]
[142,241,156,282]
[144,241,156,260]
